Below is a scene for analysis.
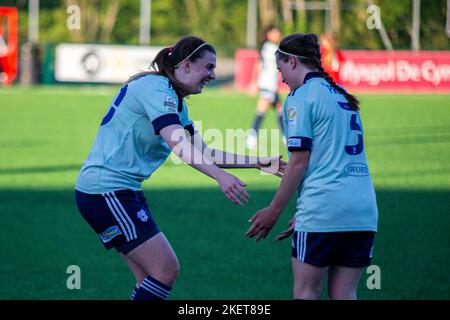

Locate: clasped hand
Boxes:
[257,156,287,177]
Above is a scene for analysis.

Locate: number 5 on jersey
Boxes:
[101,84,128,126]
[338,101,364,155]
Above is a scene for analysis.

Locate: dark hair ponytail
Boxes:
[277,33,360,111]
[126,36,216,98]
[316,64,360,111]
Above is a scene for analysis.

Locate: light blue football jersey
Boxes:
[75,74,194,194]
[283,72,378,232]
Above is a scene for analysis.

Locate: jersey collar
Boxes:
[288,72,323,96]
[303,72,322,83]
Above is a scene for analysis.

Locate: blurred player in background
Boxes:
[75,36,285,300]
[320,32,344,83]
[246,33,378,300]
[246,25,284,149]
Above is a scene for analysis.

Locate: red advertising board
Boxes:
[340,51,450,93]
[235,49,450,93]
[234,49,258,90]
[0,7,18,86]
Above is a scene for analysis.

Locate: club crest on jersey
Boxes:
[164,96,177,112]
[99,226,122,243]
[137,209,148,222]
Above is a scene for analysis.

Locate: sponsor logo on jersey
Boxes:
[137,209,149,222]
[164,96,177,112]
[99,225,122,243]
[288,137,302,147]
[287,107,296,120]
[344,163,369,177]
[287,107,296,127]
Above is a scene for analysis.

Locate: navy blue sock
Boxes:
[130,286,138,300]
[134,275,171,300]
[252,112,265,132]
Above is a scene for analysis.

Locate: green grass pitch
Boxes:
[0,86,449,299]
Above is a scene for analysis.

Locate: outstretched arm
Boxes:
[189,132,286,177]
[245,150,310,241]
[160,124,250,206]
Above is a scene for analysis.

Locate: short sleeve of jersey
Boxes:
[285,93,313,152]
[139,85,182,135]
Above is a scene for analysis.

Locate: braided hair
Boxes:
[126,36,216,98]
[276,33,359,111]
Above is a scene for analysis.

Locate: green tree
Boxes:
[0,0,447,52]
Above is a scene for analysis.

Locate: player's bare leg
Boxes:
[247,98,272,149]
[256,97,272,113]
[120,253,147,287]
[327,266,364,300]
[126,232,179,287]
[292,258,328,300]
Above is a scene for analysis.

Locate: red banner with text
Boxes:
[235,49,450,93]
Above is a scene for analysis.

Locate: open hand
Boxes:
[245,207,280,241]
[217,171,250,206]
[275,215,295,241]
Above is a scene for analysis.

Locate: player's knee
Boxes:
[135,275,146,287]
[293,288,322,300]
[150,258,180,286]
[167,259,180,280]
[328,286,357,300]
[293,284,322,300]
[164,260,180,286]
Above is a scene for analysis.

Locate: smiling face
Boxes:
[175,51,216,95]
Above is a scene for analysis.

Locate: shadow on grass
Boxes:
[0,187,448,299]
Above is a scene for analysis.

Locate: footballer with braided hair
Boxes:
[246,33,378,300]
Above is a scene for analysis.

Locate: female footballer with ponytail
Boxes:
[75,36,285,300]
[246,33,378,300]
